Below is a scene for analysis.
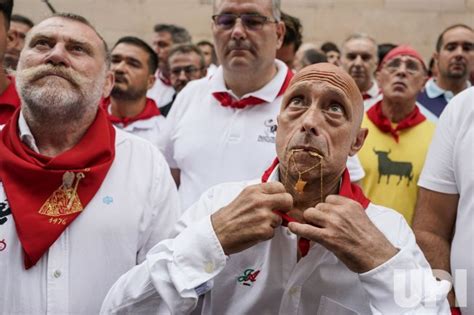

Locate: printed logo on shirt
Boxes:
[103,196,114,205]
[373,148,413,186]
[257,119,277,143]
[237,268,260,286]
[0,239,6,251]
[0,199,11,225]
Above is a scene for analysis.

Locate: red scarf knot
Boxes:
[366,100,426,143]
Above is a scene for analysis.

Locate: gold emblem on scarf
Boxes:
[38,171,86,218]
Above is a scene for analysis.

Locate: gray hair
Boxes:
[153,24,192,44]
[342,33,377,50]
[168,43,206,69]
[213,0,281,21]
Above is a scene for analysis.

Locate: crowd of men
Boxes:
[0,0,473,314]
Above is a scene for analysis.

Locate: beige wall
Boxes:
[13,0,474,61]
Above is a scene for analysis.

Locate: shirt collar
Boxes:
[365,80,380,98]
[18,111,40,153]
[209,59,289,104]
[425,77,472,102]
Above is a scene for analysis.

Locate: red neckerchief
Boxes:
[366,100,426,143]
[0,76,21,124]
[158,71,172,86]
[101,97,161,127]
[0,108,116,269]
[261,158,370,257]
[212,68,293,109]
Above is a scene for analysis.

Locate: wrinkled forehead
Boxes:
[290,63,362,105]
[28,17,103,49]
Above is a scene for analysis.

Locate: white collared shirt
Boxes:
[159,59,365,209]
[147,70,176,108]
[0,113,182,314]
[101,165,450,314]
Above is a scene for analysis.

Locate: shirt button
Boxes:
[53,270,62,278]
[204,262,214,273]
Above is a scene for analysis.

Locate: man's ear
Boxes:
[147,73,156,90]
[102,70,115,98]
[275,21,285,50]
[349,128,368,156]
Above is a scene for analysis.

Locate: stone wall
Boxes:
[13,0,474,60]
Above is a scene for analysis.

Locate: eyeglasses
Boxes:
[212,13,277,31]
[170,66,202,77]
[383,58,424,75]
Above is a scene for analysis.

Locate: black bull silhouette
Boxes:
[373,148,413,186]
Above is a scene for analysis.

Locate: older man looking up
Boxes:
[357,46,435,225]
[102,63,450,314]
[160,0,364,210]
[0,13,180,314]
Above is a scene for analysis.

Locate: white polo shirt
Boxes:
[418,87,474,314]
[101,166,450,314]
[147,71,175,108]
[160,59,365,209]
[0,114,181,314]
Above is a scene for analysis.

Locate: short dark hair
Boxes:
[302,49,327,67]
[197,39,218,65]
[168,43,205,69]
[11,13,33,28]
[377,43,397,67]
[153,23,191,44]
[280,11,302,52]
[113,36,158,74]
[320,42,340,54]
[0,0,13,28]
[51,13,110,67]
[436,24,474,52]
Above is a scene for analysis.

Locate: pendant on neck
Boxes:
[294,177,307,193]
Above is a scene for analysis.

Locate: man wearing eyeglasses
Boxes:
[159,0,365,210]
[160,44,207,116]
[357,45,435,226]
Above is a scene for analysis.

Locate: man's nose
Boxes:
[178,70,188,81]
[230,18,247,41]
[45,43,70,67]
[354,55,363,66]
[300,104,322,136]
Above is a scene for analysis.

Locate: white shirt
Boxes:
[101,166,450,314]
[424,77,472,103]
[104,102,166,148]
[0,113,181,314]
[160,59,365,209]
[205,63,218,79]
[418,87,474,314]
[147,71,176,108]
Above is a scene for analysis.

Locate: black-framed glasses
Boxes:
[170,65,202,77]
[212,13,277,31]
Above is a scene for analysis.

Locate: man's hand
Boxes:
[211,182,293,255]
[288,195,398,273]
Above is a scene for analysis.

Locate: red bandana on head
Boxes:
[261,158,370,257]
[101,97,161,127]
[0,76,21,124]
[0,108,116,269]
[366,100,426,143]
[212,68,293,109]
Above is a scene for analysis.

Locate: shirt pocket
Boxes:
[317,296,360,315]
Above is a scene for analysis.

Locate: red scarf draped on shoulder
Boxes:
[101,97,161,127]
[261,158,370,257]
[0,108,115,269]
[366,100,426,143]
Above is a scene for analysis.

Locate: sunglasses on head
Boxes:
[212,13,277,31]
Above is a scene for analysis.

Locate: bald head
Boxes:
[288,62,364,127]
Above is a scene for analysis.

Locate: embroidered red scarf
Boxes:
[366,100,426,143]
[261,158,370,257]
[101,97,161,127]
[0,108,116,269]
[212,68,293,109]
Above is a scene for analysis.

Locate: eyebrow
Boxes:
[29,33,95,55]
